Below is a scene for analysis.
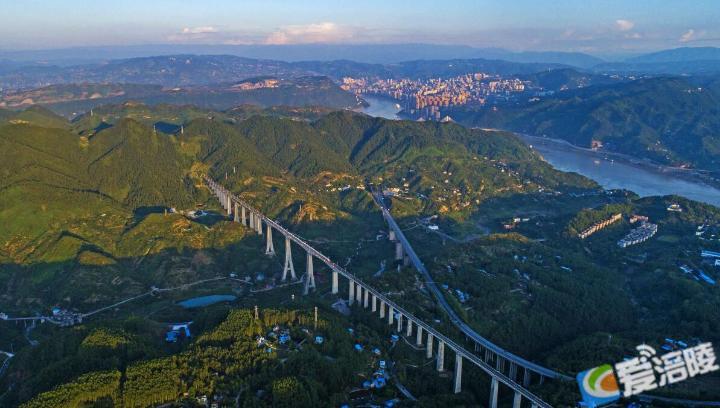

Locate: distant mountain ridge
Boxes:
[0,43,605,67]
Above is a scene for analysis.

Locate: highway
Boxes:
[207,177,553,407]
[371,191,573,382]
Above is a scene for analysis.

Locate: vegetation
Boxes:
[449,76,720,175]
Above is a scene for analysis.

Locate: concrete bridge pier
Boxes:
[496,356,506,374]
[348,280,355,306]
[436,341,445,371]
[513,391,522,408]
[509,362,517,382]
[356,284,362,304]
[303,252,316,294]
[485,348,492,363]
[523,368,531,387]
[389,229,396,241]
[489,377,499,408]
[454,354,463,393]
[281,237,296,281]
[255,215,262,235]
[403,254,410,267]
[426,333,434,358]
[416,326,423,346]
[226,195,232,216]
[265,224,275,255]
[396,313,403,332]
[388,306,394,325]
[371,294,377,312]
[363,288,369,308]
[395,242,404,261]
[406,319,412,337]
[241,205,247,226]
[249,212,255,230]
[234,202,240,222]
[379,301,386,319]
[331,271,338,294]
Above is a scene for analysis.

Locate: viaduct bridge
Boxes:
[206,176,552,408]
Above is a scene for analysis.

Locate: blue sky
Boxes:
[1,0,718,53]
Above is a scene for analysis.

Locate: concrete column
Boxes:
[496,356,505,373]
[513,391,522,408]
[226,195,232,215]
[379,301,385,319]
[406,319,412,337]
[241,206,246,226]
[396,313,402,332]
[436,341,445,371]
[485,349,492,363]
[265,224,275,255]
[256,215,262,235]
[372,295,377,312]
[403,254,410,267]
[331,271,338,294]
[426,333,434,358]
[388,306,394,325]
[395,242,404,261]
[348,280,355,306]
[509,362,517,382]
[282,237,296,281]
[356,284,362,303]
[234,202,240,222]
[489,377,499,408]
[454,354,463,394]
[389,229,396,241]
[539,375,544,385]
[523,368,531,388]
[303,253,315,295]
[416,325,423,346]
[363,289,369,308]
[249,212,255,229]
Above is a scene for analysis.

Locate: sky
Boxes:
[1,0,719,54]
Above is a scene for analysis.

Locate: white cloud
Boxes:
[680,29,696,43]
[615,19,635,31]
[182,26,218,35]
[265,22,357,45]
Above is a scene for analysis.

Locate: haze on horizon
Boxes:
[1,0,719,58]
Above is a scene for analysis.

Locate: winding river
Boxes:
[359,96,720,207]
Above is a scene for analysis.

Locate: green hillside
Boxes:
[450,76,720,174]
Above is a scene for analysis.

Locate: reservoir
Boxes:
[178,295,237,309]
[358,96,720,207]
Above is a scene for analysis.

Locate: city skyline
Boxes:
[1,0,719,55]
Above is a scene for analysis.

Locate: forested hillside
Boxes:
[449,76,720,174]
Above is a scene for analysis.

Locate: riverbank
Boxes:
[520,134,720,207]
[520,134,719,188]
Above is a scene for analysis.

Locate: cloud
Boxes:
[624,32,642,39]
[265,22,357,45]
[615,19,635,31]
[680,29,696,43]
[181,26,218,35]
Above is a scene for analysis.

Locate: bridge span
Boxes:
[371,190,574,387]
[206,176,551,408]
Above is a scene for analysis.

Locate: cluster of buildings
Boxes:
[618,221,658,248]
[342,72,527,121]
[441,284,470,303]
[50,307,84,327]
[578,213,622,239]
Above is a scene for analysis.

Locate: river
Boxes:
[358,95,402,120]
[358,96,720,207]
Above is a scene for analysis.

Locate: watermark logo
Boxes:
[578,342,719,407]
[577,364,620,407]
